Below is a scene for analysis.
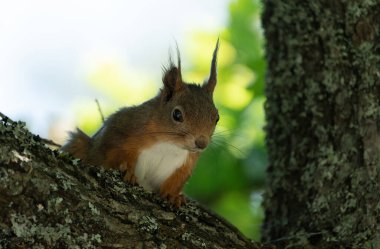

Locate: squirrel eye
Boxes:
[172,108,184,122]
[216,114,220,123]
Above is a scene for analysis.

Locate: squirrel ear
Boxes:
[162,47,184,99]
[203,38,219,94]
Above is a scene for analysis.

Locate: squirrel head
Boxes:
[155,40,220,153]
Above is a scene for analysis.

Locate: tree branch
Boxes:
[0,112,268,249]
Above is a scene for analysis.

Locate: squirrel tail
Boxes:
[61,128,91,160]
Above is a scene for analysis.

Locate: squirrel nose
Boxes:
[195,136,208,150]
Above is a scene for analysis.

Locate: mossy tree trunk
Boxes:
[263,0,380,248]
[0,113,266,249]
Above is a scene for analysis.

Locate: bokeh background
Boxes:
[0,0,266,240]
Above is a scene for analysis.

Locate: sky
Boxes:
[0,0,229,141]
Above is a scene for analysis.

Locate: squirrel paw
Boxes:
[123,171,138,185]
[120,162,137,185]
[160,192,187,208]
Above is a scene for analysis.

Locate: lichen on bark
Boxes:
[262,1,380,248]
[0,113,265,249]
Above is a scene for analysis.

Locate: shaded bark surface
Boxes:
[0,113,265,249]
[263,0,380,248]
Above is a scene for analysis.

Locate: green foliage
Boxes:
[75,0,267,241]
[184,0,267,241]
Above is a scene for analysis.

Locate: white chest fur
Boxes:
[134,142,189,192]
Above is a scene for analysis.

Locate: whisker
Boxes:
[213,128,235,136]
[225,143,245,156]
[213,132,257,141]
[210,141,235,156]
[205,144,220,165]
[211,139,246,157]
[206,144,216,153]
[211,134,230,141]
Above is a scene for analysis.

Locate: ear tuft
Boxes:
[203,38,219,94]
[162,48,184,101]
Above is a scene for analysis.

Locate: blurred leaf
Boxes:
[212,191,264,241]
[184,0,267,241]
[87,62,156,105]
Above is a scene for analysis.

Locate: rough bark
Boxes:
[0,113,266,249]
[263,0,380,248]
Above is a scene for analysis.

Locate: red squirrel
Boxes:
[62,41,220,207]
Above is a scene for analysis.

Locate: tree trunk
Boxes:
[263,0,380,248]
[0,113,265,249]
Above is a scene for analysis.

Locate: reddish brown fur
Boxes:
[61,128,91,160]
[160,153,199,207]
[104,122,159,183]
